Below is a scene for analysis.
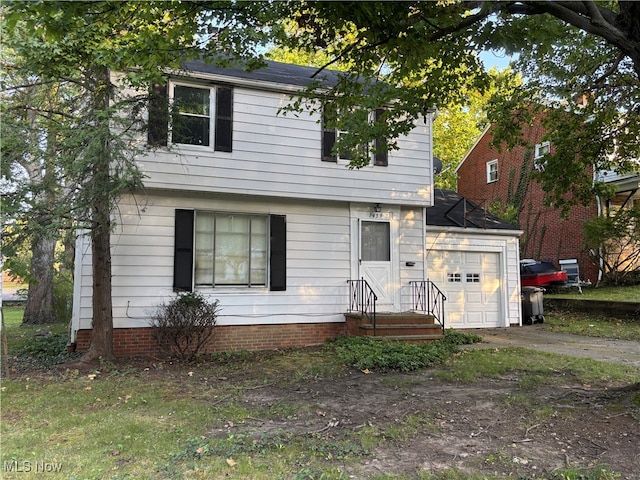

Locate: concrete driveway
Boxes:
[462,325,640,368]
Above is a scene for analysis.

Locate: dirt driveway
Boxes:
[461,325,640,367]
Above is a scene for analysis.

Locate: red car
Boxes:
[520,259,568,288]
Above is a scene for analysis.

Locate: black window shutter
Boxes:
[148,82,168,146]
[269,215,286,291]
[322,103,337,162]
[174,209,194,292]
[215,86,233,152]
[374,108,388,166]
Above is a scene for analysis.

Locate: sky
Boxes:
[479,50,514,71]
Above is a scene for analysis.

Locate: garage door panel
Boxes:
[465,292,483,305]
[464,252,481,265]
[466,311,483,324]
[428,250,502,328]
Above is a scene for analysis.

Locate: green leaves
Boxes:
[272,1,639,204]
[328,331,480,373]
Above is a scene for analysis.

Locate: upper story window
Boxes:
[535,141,550,159]
[534,141,550,171]
[172,85,211,146]
[322,104,388,166]
[147,81,233,152]
[486,159,498,183]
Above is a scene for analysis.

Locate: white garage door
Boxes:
[427,250,502,328]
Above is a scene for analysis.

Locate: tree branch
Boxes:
[593,51,625,87]
[427,7,494,42]
[504,1,630,51]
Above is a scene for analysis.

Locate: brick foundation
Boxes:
[74,321,348,357]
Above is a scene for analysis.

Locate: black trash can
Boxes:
[521,286,544,325]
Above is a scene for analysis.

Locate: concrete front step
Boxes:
[365,334,445,344]
[345,312,436,326]
[358,323,443,337]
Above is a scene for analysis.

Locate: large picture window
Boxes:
[194,212,268,287]
[173,210,286,292]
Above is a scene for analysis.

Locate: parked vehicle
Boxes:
[520,259,568,288]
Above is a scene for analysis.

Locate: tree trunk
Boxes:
[61,228,76,274]
[81,205,114,361]
[22,232,56,325]
[80,68,115,362]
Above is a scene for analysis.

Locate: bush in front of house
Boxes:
[150,292,220,362]
[328,330,481,372]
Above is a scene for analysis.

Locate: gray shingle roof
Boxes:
[181,58,345,88]
[427,189,517,230]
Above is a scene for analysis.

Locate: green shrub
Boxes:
[327,330,480,372]
[14,332,68,358]
[150,292,220,362]
[442,329,483,346]
[53,270,74,323]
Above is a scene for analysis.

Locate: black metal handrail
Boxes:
[410,280,446,329]
[348,278,377,335]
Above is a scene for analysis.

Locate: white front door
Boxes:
[359,220,395,309]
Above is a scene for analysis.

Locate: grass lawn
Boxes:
[541,311,640,341]
[546,284,640,302]
[542,284,640,340]
[2,304,639,479]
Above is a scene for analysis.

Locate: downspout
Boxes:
[423,207,427,283]
[594,169,604,284]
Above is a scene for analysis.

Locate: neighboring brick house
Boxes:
[456,115,600,284]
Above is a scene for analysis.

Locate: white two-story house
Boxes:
[71,58,520,356]
[70,59,522,356]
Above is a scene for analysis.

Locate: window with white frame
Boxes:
[194,212,268,287]
[322,104,387,166]
[167,82,233,151]
[466,273,480,283]
[486,159,498,183]
[534,141,550,171]
[535,141,550,159]
[172,85,211,146]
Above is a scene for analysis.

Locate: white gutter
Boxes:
[166,67,307,94]
[426,225,523,237]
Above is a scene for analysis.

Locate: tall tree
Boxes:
[272,1,639,205]
[0,58,75,325]
[2,1,280,361]
[433,68,520,191]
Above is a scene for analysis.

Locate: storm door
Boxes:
[359,220,394,309]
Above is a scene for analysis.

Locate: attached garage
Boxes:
[426,190,523,329]
[428,250,501,328]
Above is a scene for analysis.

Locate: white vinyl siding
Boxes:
[399,207,426,310]
[138,87,432,207]
[72,193,354,331]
